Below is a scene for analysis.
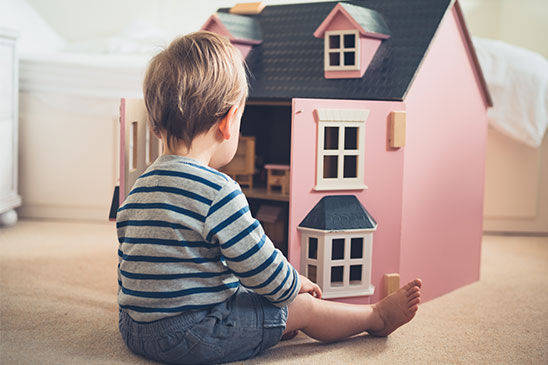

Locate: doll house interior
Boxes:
[116,98,294,256]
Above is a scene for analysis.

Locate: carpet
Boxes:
[1,220,547,364]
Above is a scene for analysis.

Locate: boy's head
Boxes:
[143,31,248,151]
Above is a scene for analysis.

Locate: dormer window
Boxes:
[325,30,359,71]
[314,2,390,79]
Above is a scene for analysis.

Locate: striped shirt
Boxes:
[116,155,300,322]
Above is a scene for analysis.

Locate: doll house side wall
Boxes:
[399,5,489,302]
[289,98,406,304]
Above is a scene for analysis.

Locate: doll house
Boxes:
[114,0,492,305]
[201,0,492,304]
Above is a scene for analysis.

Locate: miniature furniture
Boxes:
[256,203,287,252]
[0,28,22,226]
[221,136,255,188]
[298,195,377,299]
[204,0,492,304]
[265,164,289,195]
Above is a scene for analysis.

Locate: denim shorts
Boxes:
[118,287,288,364]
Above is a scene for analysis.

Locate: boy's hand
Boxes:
[299,275,322,299]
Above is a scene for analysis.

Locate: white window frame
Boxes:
[299,227,375,299]
[324,30,360,71]
[314,109,369,191]
[302,235,322,285]
[325,233,371,288]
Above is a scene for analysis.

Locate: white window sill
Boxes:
[321,284,375,299]
[314,183,368,191]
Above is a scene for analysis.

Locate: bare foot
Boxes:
[368,278,422,337]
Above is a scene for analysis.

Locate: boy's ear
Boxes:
[218,105,239,140]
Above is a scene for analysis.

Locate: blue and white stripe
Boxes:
[117,155,300,322]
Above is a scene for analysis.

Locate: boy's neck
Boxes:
[160,104,242,170]
[161,128,221,168]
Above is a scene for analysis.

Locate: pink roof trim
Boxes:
[230,37,262,46]
[201,14,231,37]
[453,0,492,106]
[201,14,262,46]
[313,3,390,40]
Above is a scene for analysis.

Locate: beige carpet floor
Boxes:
[1,220,547,364]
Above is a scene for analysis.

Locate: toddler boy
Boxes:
[117,31,421,364]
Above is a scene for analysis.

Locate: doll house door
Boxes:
[110,98,161,219]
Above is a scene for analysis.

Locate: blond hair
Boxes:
[143,31,248,150]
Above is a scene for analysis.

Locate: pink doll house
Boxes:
[113,0,492,306]
[201,0,493,304]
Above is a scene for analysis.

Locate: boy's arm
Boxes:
[203,183,300,307]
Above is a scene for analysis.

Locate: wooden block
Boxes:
[384,273,400,297]
[229,2,265,15]
[389,111,406,148]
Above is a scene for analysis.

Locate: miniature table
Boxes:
[265,164,290,195]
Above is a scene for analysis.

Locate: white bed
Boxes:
[474,37,548,234]
[18,52,149,221]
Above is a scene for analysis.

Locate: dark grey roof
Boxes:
[218,0,454,101]
[338,2,390,36]
[216,12,263,42]
[299,195,377,231]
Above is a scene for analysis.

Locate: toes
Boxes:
[408,297,421,307]
[406,287,420,298]
[403,281,415,291]
[407,286,420,294]
[403,278,422,292]
[408,291,421,302]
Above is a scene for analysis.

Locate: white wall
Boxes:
[25,0,333,43]
[460,0,548,57]
[12,0,547,222]
[24,0,548,57]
